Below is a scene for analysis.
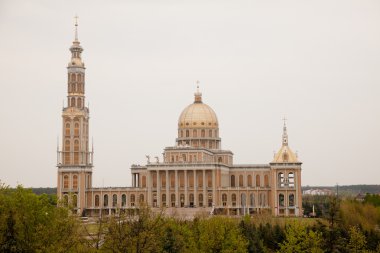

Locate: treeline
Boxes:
[0,184,380,252]
[30,187,56,195]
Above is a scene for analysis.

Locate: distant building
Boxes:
[57,21,303,217]
[303,189,333,196]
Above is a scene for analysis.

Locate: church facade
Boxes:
[57,23,303,217]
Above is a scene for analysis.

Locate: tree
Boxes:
[347,226,369,253]
[0,184,84,252]
[102,205,165,253]
[195,216,248,253]
[278,223,324,253]
[162,219,196,253]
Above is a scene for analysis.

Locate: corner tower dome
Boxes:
[272,120,299,163]
[176,86,221,149]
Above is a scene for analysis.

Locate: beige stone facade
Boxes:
[57,24,302,217]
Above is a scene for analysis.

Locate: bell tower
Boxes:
[57,17,93,215]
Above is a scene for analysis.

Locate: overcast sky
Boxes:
[0,0,379,187]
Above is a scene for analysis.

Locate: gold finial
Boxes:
[74,15,79,41]
[194,80,202,103]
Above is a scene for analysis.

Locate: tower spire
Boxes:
[282,117,288,146]
[74,15,79,41]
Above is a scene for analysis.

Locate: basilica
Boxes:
[57,22,303,217]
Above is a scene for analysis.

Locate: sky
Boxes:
[0,0,379,187]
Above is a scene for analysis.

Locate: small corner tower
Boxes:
[270,119,302,217]
[57,17,93,215]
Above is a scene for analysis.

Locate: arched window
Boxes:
[162,194,166,206]
[77,98,82,108]
[77,74,81,82]
[247,175,252,187]
[256,175,261,187]
[198,193,203,207]
[250,193,255,207]
[279,194,285,207]
[153,193,157,207]
[278,172,285,187]
[74,122,79,136]
[72,195,77,208]
[179,171,184,187]
[288,172,295,187]
[71,97,75,107]
[139,194,144,203]
[130,194,135,206]
[201,130,205,137]
[72,175,78,189]
[189,193,194,207]
[95,195,100,207]
[207,171,212,187]
[241,193,246,207]
[182,154,186,162]
[222,194,227,206]
[264,175,269,187]
[65,123,70,136]
[239,175,244,187]
[218,157,222,163]
[208,193,213,207]
[231,175,235,187]
[64,140,70,164]
[262,193,267,206]
[180,130,183,138]
[289,194,295,206]
[231,194,236,206]
[63,175,69,188]
[74,140,79,164]
[141,176,146,187]
[180,194,185,207]
[193,129,197,137]
[112,194,117,207]
[186,130,189,137]
[121,194,126,207]
[104,194,109,207]
[209,130,212,137]
[71,73,76,82]
[171,194,176,207]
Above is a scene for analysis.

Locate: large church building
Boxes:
[57,23,303,217]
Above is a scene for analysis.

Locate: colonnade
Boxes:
[146,169,217,208]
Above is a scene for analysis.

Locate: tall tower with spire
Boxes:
[57,17,93,215]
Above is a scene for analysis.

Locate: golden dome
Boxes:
[272,145,298,163]
[178,88,218,129]
[272,122,300,163]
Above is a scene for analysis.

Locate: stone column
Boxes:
[212,169,216,206]
[147,171,152,205]
[166,170,169,207]
[175,170,178,207]
[203,170,206,207]
[184,170,188,206]
[193,170,197,207]
[157,170,160,207]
